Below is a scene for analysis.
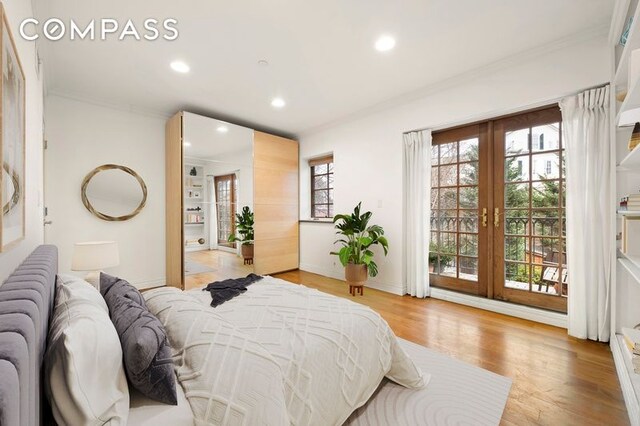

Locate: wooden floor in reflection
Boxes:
[184,249,253,290]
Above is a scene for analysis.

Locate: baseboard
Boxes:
[132,277,165,290]
[611,335,640,426]
[430,288,568,328]
[299,263,404,295]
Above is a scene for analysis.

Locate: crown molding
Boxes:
[298,24,609,138]
[47,88,172,120]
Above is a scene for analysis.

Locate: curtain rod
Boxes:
[403,82,609,135]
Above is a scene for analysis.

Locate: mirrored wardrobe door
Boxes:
[181,112,254,289]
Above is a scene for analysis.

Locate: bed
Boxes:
[0,246,426,425]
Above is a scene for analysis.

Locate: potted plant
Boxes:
[428,241,454,273]
[330,203,388,292]
[228,206,254,265]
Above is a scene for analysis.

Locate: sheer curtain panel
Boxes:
[560,85,612,341]
[403,130,432,298]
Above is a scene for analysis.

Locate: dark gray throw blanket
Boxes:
[202,273,263,307]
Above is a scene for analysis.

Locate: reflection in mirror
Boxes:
[182,112,254,289]
[82,165,147,221]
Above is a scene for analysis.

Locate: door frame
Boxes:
[492,106,567,312]
[430,123,490,297]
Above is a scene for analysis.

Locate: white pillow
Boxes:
[45,276,129,425]
[56,274,109,313]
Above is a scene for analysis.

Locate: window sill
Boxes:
[300,219,334,224]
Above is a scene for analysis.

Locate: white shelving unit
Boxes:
[612,1,640,424]
[184,163,208,252]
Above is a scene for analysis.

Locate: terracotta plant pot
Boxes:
[241,244,254,265]
[345,263,368,286]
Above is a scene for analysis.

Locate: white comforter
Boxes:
[144,277,427,426]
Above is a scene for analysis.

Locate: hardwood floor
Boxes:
[184,249,253,290]
[273,270,628,426]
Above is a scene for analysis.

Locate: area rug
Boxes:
[184,260,216,276]
[346,338,511,426]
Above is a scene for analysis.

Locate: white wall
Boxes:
[44,95,166,288]
[0,0,45,283]
[298,36,610,295]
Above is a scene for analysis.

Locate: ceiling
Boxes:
[35,0,614,136]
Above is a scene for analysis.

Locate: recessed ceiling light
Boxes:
[258,59,269,66]
[375,35,396,52]
[183,141,191,147]
[217,126,228,133]
[271,97,286,108]
[170,60,190,73]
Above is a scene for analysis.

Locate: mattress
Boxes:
[128,376,193,426]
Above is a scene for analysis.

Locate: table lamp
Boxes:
[71,241,120,289]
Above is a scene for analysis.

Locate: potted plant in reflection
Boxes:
[330,203,388,294]
[228,206,254,265]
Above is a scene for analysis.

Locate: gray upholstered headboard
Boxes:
[0,245,58,426]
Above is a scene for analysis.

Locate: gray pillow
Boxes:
[100,273,146,307]
[100,274,177,405]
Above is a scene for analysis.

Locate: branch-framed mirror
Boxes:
[81,164,147,221]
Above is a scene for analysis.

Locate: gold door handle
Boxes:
[481,208,487,227]
[494,208,500,228]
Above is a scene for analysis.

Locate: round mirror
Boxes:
[2,162,20,215]
[81,164,147,221]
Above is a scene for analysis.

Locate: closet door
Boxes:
[253,131,299,275]
[165,112,184,289]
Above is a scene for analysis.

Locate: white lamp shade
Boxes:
[71,241,120,271]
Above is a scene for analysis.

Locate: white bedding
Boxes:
[129,377,193,426]
[143,277,427,425]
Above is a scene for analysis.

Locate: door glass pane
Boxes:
[439,165,458,186]
[459,257,478,281]
[532,123,560,152]
[459,234,478,256]
[505,155,529,182]
[505,262,529,290]
[440,142,457,164]
[505,236,527,262]
[505,183,529,208]
[532,152,560,180]
[459,138,479,162]
[460,162,478,185]
[459,187,478,209]
[505,128,529,155]
[459,210,478,232]
[532,180,559,208]
[505,210,529,235]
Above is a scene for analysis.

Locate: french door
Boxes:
[430,106,568,313]
[215,174,237,248]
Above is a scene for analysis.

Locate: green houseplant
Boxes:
[228,206,255,264]
[428,241,454,273]
[331,203,389,290]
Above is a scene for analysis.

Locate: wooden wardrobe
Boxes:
[165,112,299,289]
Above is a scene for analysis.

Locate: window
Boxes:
[310,155,334,218]
[545,160,552,174]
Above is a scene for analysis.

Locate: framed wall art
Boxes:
[0,3,25,252]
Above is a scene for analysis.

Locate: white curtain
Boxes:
[206,176,218,250]
[560,85,612,341]
[403,129,432,298]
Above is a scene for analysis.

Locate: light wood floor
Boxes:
[185,249,253,289]
[273,270,628,426]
